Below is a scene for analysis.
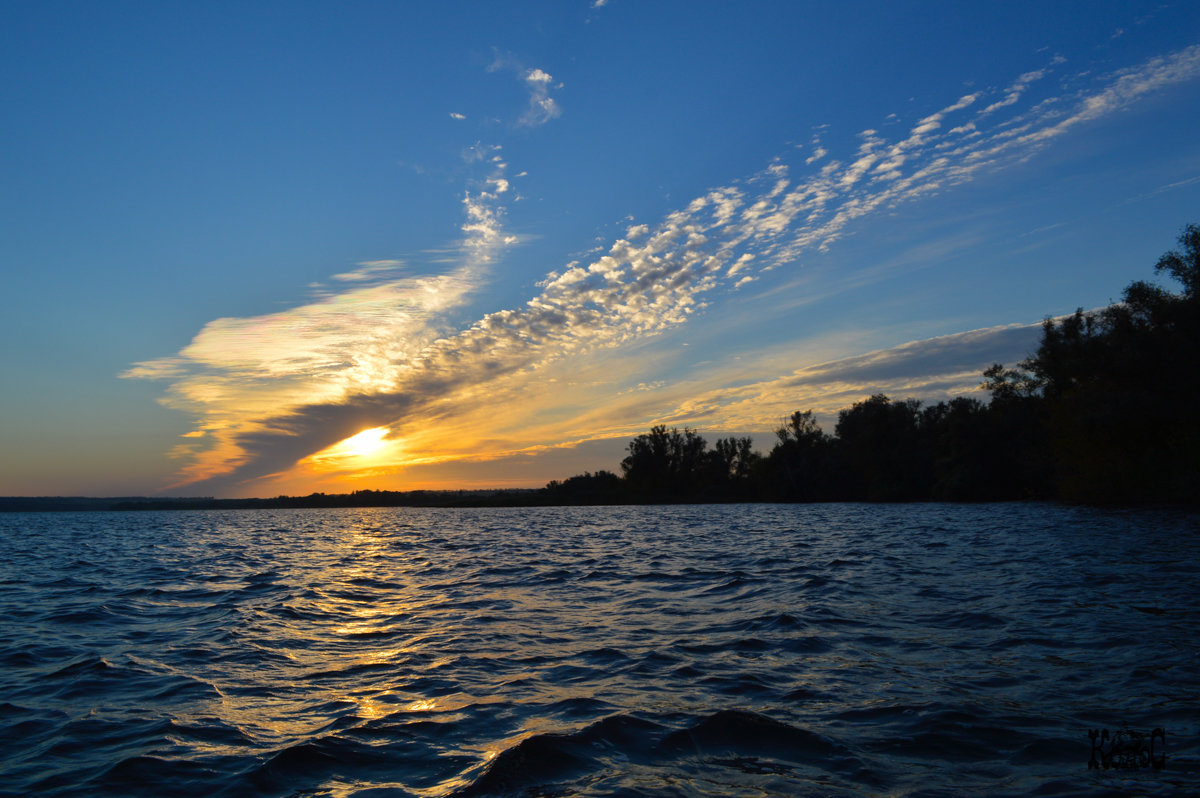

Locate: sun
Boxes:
[335,427,389,458]
[295,426,406,478]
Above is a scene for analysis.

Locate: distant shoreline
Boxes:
[1,493,1193,513]
[0,492,865,513]
[0,491,550,513]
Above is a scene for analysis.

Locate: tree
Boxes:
[985,223,1200,503]
[620,425,710,499]
[833,395,931,501]
[1152,222,1200,299]
[764,410,831,500]
[712,436,760,485]
[544,470,625,504]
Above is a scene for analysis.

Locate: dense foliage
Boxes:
[983,223,1199,503]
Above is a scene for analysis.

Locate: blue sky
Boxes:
[3,1,1199,497]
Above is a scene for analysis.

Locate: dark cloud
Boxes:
[785,323,1042,390]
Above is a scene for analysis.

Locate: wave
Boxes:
[453,709,880,797]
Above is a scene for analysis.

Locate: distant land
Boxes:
[0,491,547,513]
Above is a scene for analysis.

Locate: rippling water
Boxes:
[1,503,1198,796]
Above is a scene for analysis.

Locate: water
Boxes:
[1,503,1197,797]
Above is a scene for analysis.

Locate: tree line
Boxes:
[546,224,1200,505]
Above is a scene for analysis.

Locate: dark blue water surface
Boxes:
[1,503,1197,796]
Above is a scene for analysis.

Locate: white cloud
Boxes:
[981,67,1049,114]
[487,54,563,127]
[461,165,515,267]
[519,67,562,126]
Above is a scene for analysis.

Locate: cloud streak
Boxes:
[127,45,1200,494]
[684,322,1046,431]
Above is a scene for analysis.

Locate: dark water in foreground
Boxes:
[1,503,1197,797]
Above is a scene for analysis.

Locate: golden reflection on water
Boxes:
[158,515,687,792]
[407,698,438,712]
[173,522,448,748]
[335,688,399,721]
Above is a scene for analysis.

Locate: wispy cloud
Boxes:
[981,66,1052,115]
[1120,174,1200,206]
[488,55,563,127]
[128,45,1200,494]
[329,260,405,283]
[602,321,1046,435]
[518,67,561,126]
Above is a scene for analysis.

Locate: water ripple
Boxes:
[1,503,1198,796]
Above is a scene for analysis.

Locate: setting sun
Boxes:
[302,427,401,474]
[337,427,389,458]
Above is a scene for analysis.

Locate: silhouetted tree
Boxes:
[985,223,1200,503]
[920,396,1026,500]
[833,395,931,501]
[764,410,831,500]
[620,425,711,499]
[544,470,626,504]
[710,436,761,497]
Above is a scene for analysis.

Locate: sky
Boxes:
[2,1,1199,498]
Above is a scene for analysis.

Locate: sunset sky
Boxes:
[3,1,1200,497]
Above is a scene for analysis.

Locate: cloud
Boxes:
[1121,174,1200,206]
[779,324,1041,392]
[519,67,561,126]
[123,269,482,485]
[449,112,466,120]
[980,68,1049,115]
[488,54,563,127]
[125,142,518,490]
[330,260,405,283]
[128,45,1200,494]
[617,322,1045,436]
